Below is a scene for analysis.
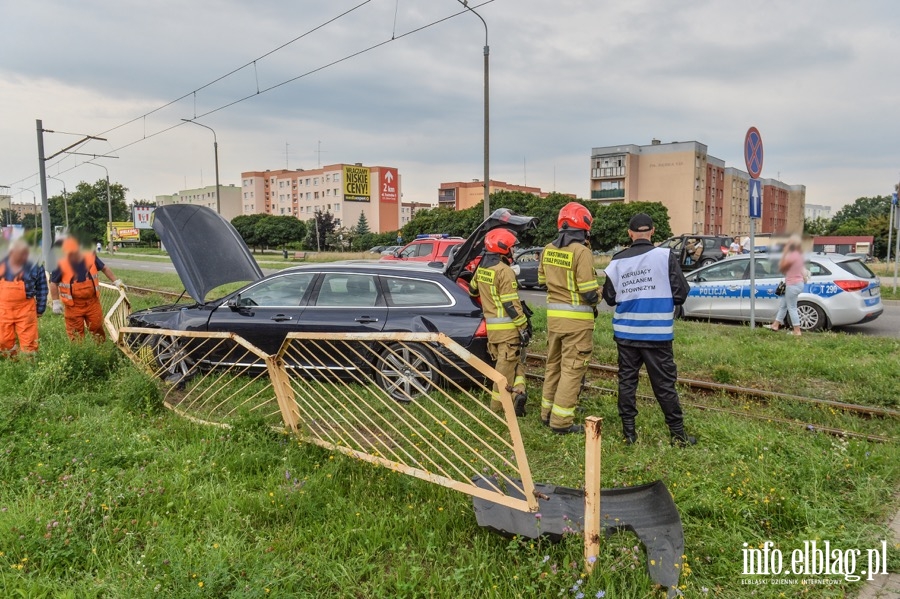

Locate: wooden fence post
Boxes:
[584,416,603,574]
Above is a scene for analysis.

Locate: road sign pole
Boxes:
[894,209,899,293]
[749,217,756,329]
[887,201,894,266]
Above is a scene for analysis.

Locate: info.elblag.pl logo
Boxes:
[741,540,890,586]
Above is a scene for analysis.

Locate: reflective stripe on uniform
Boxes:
[511,315,527,327]
[551,404,576,418]
[611,323,674,336]
[541,397,553,409]
[513,375,526,387]
[547,310,594,320]
[498,293,518,302]
[577,279,600,292]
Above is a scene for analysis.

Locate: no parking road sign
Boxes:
[744,127,764,179]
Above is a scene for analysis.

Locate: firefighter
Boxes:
[0,240,48,356]
[50,238,124,341]
[469,228,529,417]
[538,202,599,434]
[602,213,696,446]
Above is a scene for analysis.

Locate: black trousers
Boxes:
[616,341,685,433]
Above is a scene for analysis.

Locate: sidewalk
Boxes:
[857,500,900,598]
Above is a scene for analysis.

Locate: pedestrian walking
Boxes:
[768,235,805,336]
[50,238,124,341]
[0,240,48,357]
[538,202,599,435]
[602,213,696,446]
[729,236,742,256]
[469,228,529,417]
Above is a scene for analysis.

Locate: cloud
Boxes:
[2,0,900,214]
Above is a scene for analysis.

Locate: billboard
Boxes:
[107,221,140,243]
[343,165,370,202]
[133,205,154,229]
[380,167,398,203]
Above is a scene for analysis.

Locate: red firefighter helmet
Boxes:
[484,228,518,255]
[557,202,593,231]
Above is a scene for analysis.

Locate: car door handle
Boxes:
[270,314,293,322]
[355,316,379,324]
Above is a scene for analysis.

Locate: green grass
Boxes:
[0,299,898,597]
[110,250,379,271]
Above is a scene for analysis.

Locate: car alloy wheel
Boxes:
[378,343,438,403]
[795,301,826,331]
[153,334,195,381]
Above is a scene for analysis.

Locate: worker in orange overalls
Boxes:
[49,238,124,341]
[0,240,48,356]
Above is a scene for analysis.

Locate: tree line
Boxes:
[803,195,894,258]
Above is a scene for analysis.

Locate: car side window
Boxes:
[239,273,315,307]
[399,245,417,258]
[806,261,831,276]
[383,277,450,307]
[703,238,717,249]
[315,274,379,307]
[440,243,457,257]
[696,260,748,282]
[415,242,434,257]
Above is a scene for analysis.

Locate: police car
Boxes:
[681,253,883,331]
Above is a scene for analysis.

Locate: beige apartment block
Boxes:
[437,179,564,211]
[155,184,242,221]
[590,140,805,236]
[241,163,402,234]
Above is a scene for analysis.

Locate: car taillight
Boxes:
[834,280,869,292]
[475,319,488,338]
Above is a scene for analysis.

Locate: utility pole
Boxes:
[35,120,53,265]
[894,180,899,292]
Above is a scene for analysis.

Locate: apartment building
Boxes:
[155,184,242,221]
[241,163,401,233]
[437,180,564,211]
[589,139,805,236]
[401,201,434,225]
[805,203,832,220]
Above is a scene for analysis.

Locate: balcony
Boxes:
[591,189,625,200]
[591,166,626,179]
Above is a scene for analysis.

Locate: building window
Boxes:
[334,204,340,212]
[333,188,339,196]
[314,192,319,199]
[325,174,331,182]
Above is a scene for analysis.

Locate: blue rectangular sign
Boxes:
[749,178,762,219]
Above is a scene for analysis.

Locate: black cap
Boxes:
[628,213,654,232]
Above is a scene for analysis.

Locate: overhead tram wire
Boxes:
[8,0,499,187]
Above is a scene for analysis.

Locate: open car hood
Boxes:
[445,208,539,282]
[152,205,264,302]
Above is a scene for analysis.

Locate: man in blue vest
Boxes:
[602,213,695,446]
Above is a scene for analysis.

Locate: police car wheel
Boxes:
[377,343,438,403]
[795,301,826,331]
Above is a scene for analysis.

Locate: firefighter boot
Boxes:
[552,423,585,435]
[669,426,697,447]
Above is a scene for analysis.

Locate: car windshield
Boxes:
[837,259,876,279]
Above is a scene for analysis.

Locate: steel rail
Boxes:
[523,372,894,444]
[526,353,900,419]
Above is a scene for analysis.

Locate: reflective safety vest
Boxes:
[0,259,29,305]
[604,246,675,342]
[57,254,100,307]
[469,260,526,341]
[538,242,598,323]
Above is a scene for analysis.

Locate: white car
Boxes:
[681,253,883,331]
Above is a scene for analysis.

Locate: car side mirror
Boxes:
[227,294,242,311]
[394,249,403,259]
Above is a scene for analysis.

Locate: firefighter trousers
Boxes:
[541,326,592,429]
[64,299,105,342]
[488,339,525,412]
[616,342,685,435]
[0,298,38,355]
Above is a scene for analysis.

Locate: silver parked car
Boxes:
[681,253,883,331]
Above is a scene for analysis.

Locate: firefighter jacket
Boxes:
[538,240,598,331]
[469,257,527,343]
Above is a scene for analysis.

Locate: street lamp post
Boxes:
[181,119,221,215]
[47,175,69,230]
[455,0,490,220]
[82,162,113,247]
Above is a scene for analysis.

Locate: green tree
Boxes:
[354,212,371,236]
[1,209,21,226]
[803,216,830,236]
[826,196,892,258]
[829,196,890,230]
[21,213,41,229]
[231,214,269,253]
[140,229,160,245]
[304,210,337,251]
[255,215,307,249]
[590,201,672,251]
[47,179,129,243]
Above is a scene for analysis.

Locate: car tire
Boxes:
[377,342,439,403]
[151,334,196,382]
[698,258,716,267]
[794,301,827,331]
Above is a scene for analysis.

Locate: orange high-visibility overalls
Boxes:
[58,254,105,341]
[0,260,39,355]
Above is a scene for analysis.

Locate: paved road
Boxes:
[105,256,899,339]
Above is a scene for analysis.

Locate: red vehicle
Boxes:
[380,234,465,264]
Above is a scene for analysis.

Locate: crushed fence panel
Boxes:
[117,327,284,429]
[99,282,130,343]
[275,332,538,512]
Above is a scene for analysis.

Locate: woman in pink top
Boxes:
[770,235,805,336]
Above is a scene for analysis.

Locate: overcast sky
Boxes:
[2,0,899,213]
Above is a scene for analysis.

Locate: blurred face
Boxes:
[8,245,28,266]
